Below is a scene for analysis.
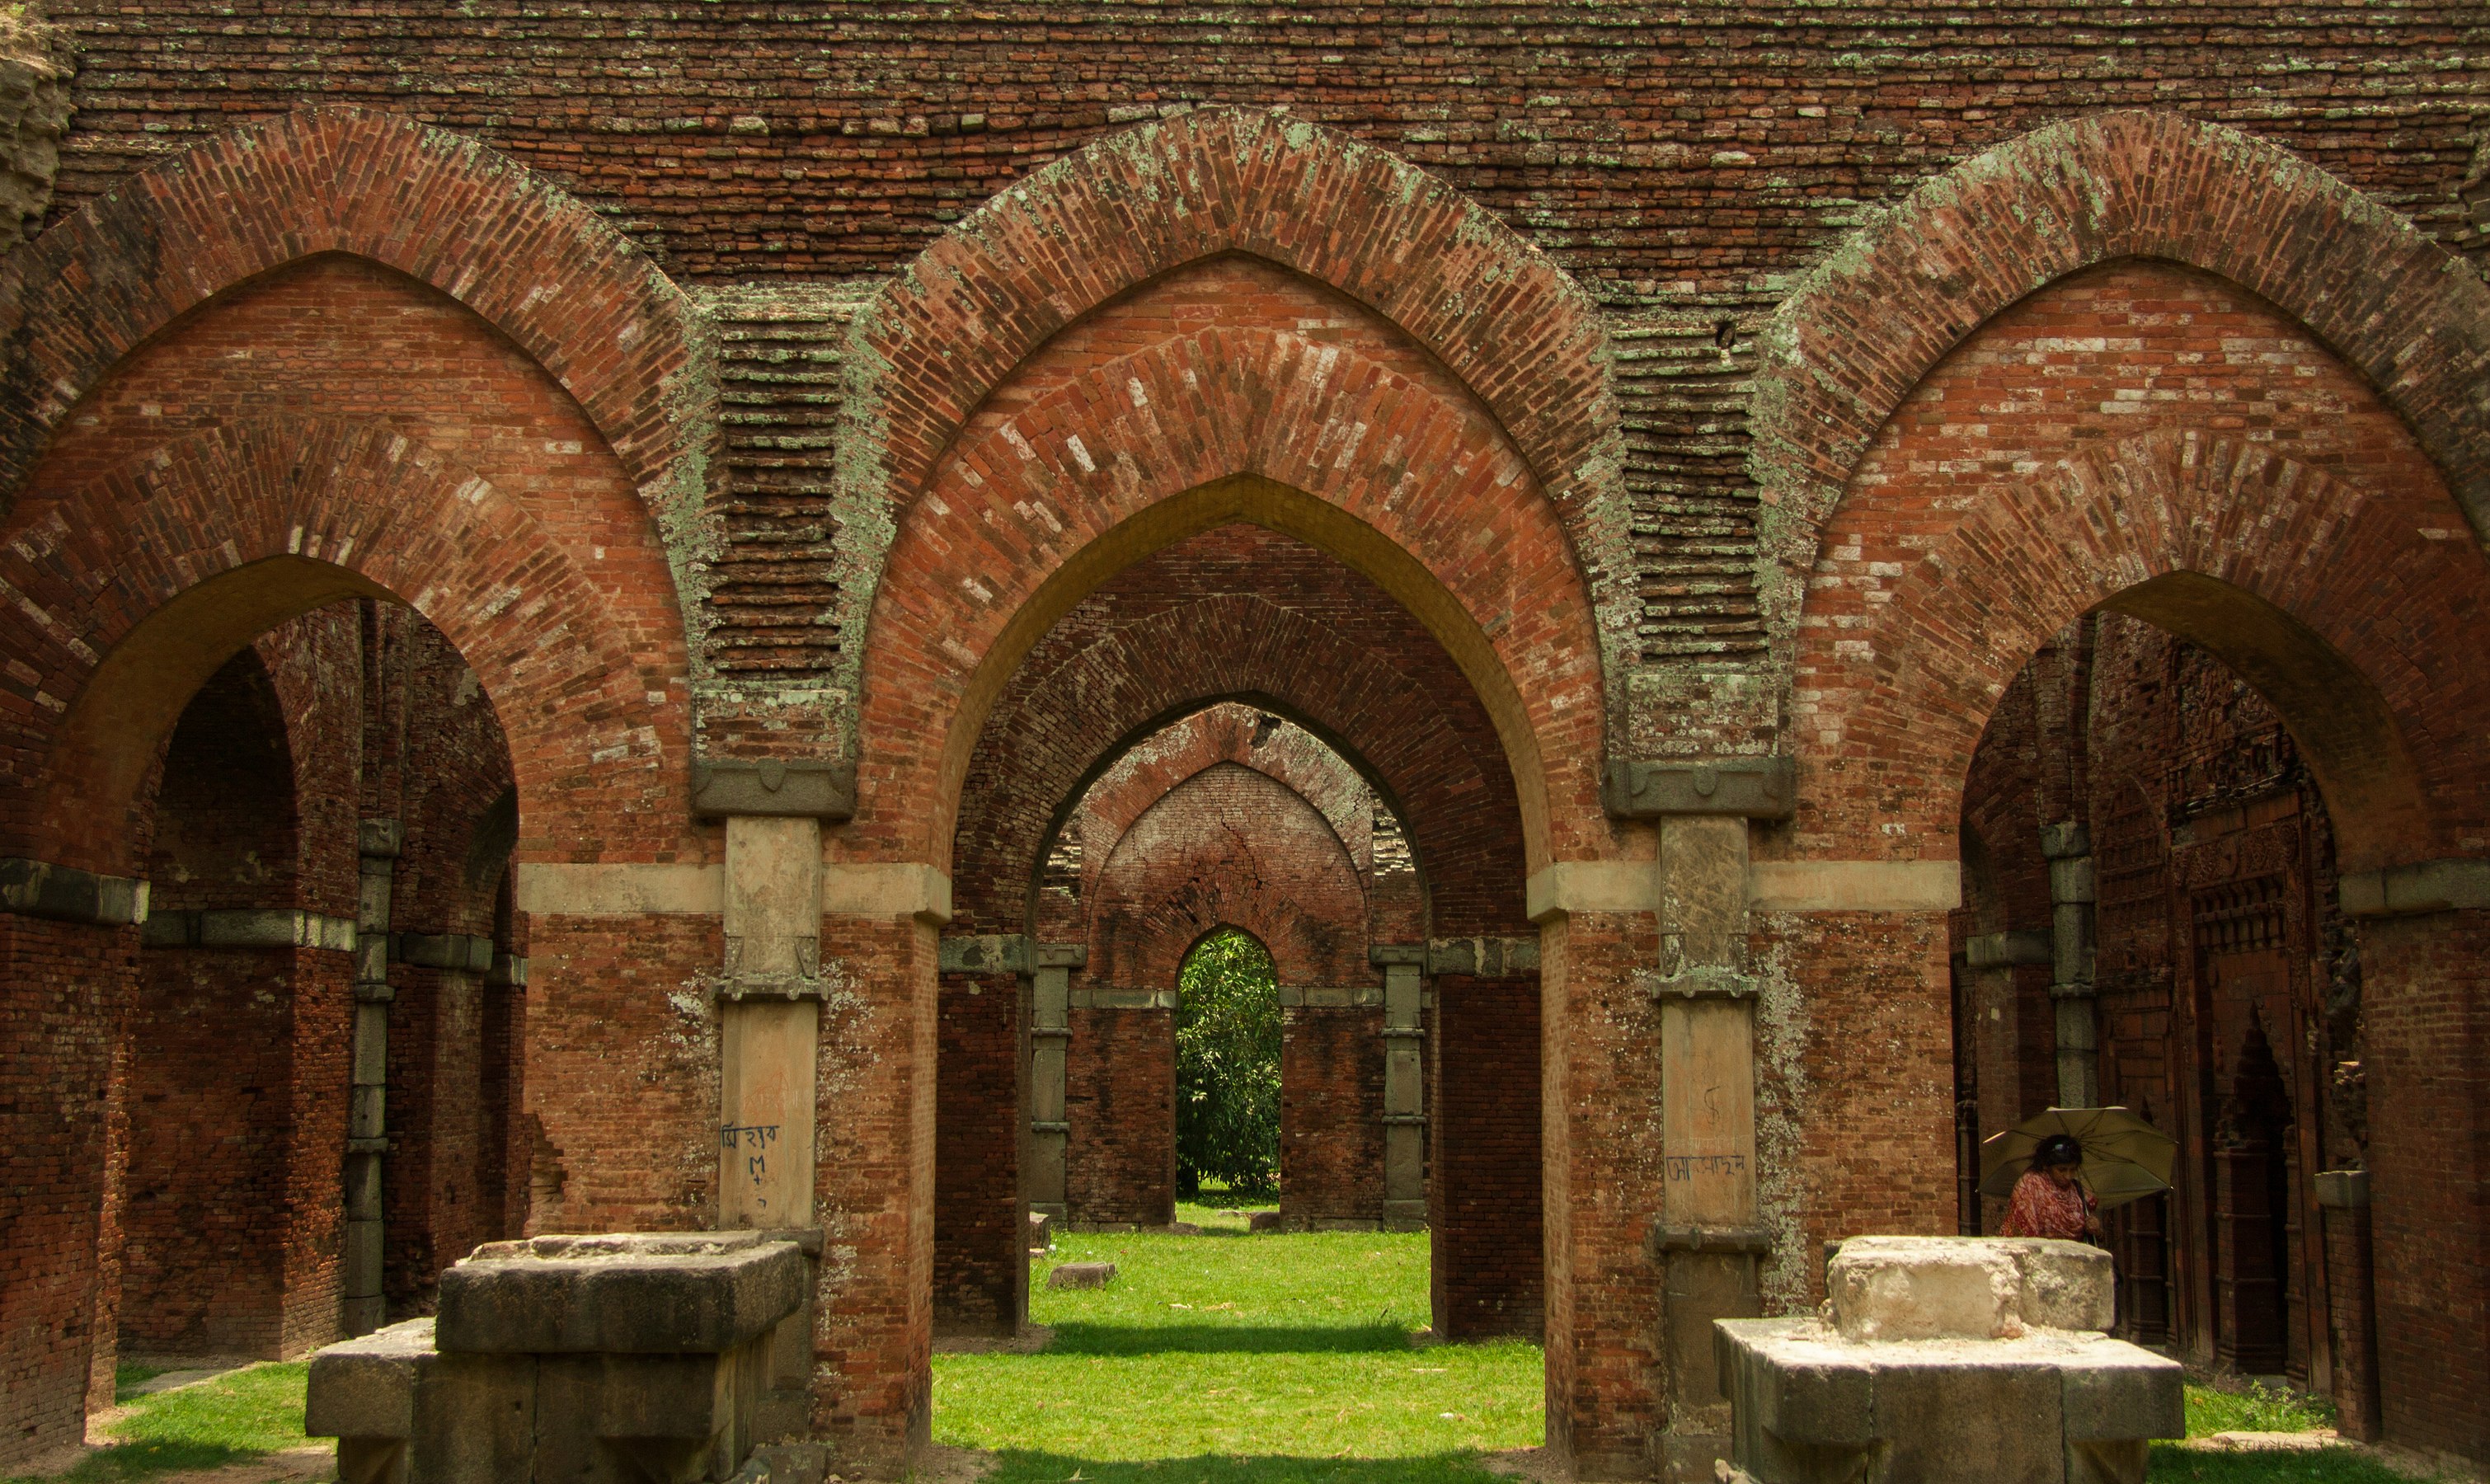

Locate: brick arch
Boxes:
[858,106,1621,559]
[1068,703,1373,888]
[946,548,1526,940]
[0,415,684,875]
[1794,429,2490,874]
[1087,763,1370,993]
[1752,110,2490,601]
[0,105,711,521]
[851,322,1607,878]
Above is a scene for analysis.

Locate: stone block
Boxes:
[1046,1261,1116,1289]
[309,1234,808,1484]
[1028,1210,1052,1252]
[1828,1236,2111,1341]
[438,1233,806,1355]
[1829,1237,2020,1341]
[305,1317,431,1440]
[1720,1237,2180,1484]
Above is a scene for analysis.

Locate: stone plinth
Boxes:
[1716,1237,2182,1484]
[306,1232,812,1484]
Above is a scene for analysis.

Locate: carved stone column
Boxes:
[1027,942,1085,1225]
[2043,821,2099,1107]
[1647,814,1766,1482]
[716,816,825,1228]
[1373,944,1427,1229]
[345,819,399,1336]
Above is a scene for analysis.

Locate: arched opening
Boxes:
[1953,603,2372,1391]
[923,512,1547,1456]
[92,596,527,1379]
[1175,927,1282,1205]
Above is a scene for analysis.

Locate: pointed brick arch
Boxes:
[1795,430,2490,873]
[0,105,712,524]
[862,107,1618,527]
[1752,110,2490,606]
[848,108,1632,748]
[0,415,684,874]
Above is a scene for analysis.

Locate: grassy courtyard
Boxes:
[6,1218,2445,1484]
[933,1205,1538,1484]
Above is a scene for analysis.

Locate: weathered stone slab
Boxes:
[1719,1236,2180,1484]
[438,1232,805,1355]
[1046,1261,1116,1289]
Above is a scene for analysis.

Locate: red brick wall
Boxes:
[0,915,136,1466]
[2358,911,2490,1459]
[1433,974,1544,1341]
[1064,1006,1177,1228]
[44,9,2479,285]
[934,970,1022,1335]
[1280,1007,1386,1228]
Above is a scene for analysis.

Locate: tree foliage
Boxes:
[1175,928,1281,1196]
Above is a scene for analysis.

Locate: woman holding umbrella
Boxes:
[1999,1132,2102,1241]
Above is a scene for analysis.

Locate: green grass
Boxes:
[2148,1451,2433,1484]
[2185,1382,2338,1438]
[935,1227,1539,1479]
[2143,1380,2429,1483]
[3,1362,314,1483]
[106,1368,165,1406]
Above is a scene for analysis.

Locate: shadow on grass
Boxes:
[2145,1444,2428,1484]
[2,1440,265,1484]
[980,1451,1510,1484]
[1043,1323,1415,1356]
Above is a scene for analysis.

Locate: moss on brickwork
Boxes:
[0,2,68,256]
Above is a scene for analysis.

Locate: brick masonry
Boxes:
[2,16,2489,1474]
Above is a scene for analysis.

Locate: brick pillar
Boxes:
[2316,1170,2382,1442]
[2346,899,2490,1463]
[1534,900,1665,1480]
[0,864,146,1472]
[810,865,949,1471]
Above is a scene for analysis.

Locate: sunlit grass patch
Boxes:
[4,1362,314,1483]
[934,1227,1539,1463]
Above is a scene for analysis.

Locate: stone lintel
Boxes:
[1645,965,1759,1000]
[940,933,1031,974]
[1280,985,1384,1007]
[1421,936,1541,976]
[2314,1169,2370,1209]
[0,856,148,927]
[358,819,403,859]
[394,931,497,973]
[143,909,358,951]
[1069,986,1172,1009]
[1962,930,2051,968]
[436,1232,806,1355]
[2340,857,2490,917]
[691,758,857,820]
[1369,942,1426,966]
[1648,1225,1773,1257]
[1604,756,1796,819]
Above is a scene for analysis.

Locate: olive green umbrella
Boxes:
[1979,1106,2176,1213]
